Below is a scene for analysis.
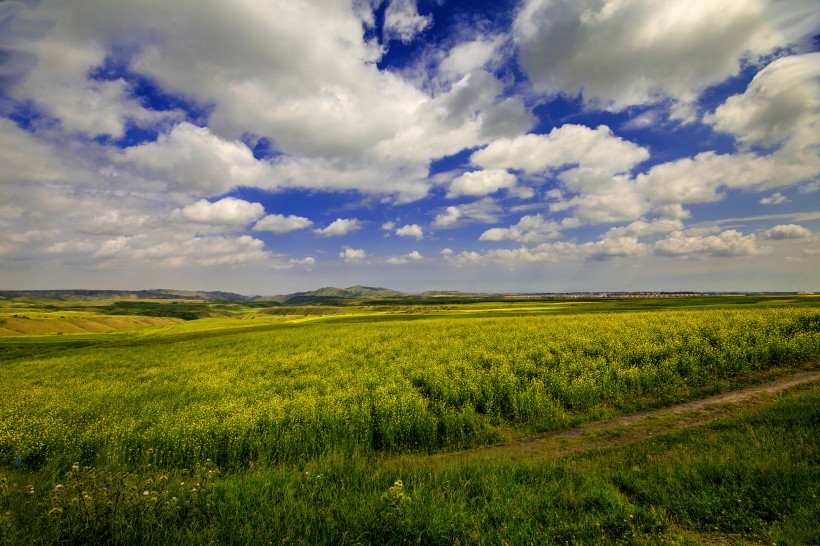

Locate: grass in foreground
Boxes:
[1,381,817,545]
[1,301,818,544]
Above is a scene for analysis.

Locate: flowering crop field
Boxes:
[1,302,819,544]
[1,306,818,471]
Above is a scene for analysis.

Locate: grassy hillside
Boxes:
[0,315,182,336]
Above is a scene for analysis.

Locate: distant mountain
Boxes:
[305,285,408,298]
[257,285,410,304]
[0,289,249,302]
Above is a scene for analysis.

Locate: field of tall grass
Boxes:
[2,307,818,469]
[0,302,818,544]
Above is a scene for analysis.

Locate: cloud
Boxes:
[339,247,367,262]
[87,233,273,267]
[761,224,811,240]
[582,237,650,261]
[800,181,820,194]
[43,240,98,255]
[433,206,462,228]
[13,36,183,138]
[759,192,789,205]
[175,197,264,226]
[395,224,423,239]
[266,156,431,202]
[0,2,54,95]
[621,109,664,131]
[451,226,772,268]
[447,237,650,266]
[39,0,401,160]
[2,1,816,292]
[387,250,423,264]
[479,214,561,243]
[383,0,431,43]
[432,198,503,229]
[514,0,818,113]
[372,70,534,166]
[128,0,521,171]
[471,125,649,177]
[507,186,536,200]
[253,214,313,234]
[4,2,185,137]
[550,175,652,224]
[118,123,273,195]
[93,236,131,258]
[315,218,363,237]
[470,106,814,229]
[0,181,156,258]
[168,235,272,267]
[0,119,95,186]
[76,211,149,235]
[6,1,538,204]
[601,219,684,240]
[636,150,818,207]
[693,211,820,227]
[705,53,820,148]
[437,35,507,85]
[655,229,767,257]
[0,228,57,257]
[447,169,517,198]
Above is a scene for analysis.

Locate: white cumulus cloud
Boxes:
[314,218,363,237]
[10,0,534,204]
[396,224,424,239]
[761,224,811,240]
[339,247,367,262]
[175,197,264,226]
[514,0,818,114]
[447,170,517,198]
[88,233,273,267]
[655,229,767,257]
[759,192,789,205]
[601,219,684,240]
[386,250,423,264]
[479,214,562,243]
[253,214,313,234]
[705,53,820,148]
[118,123,273,195]
[471,125,649,177]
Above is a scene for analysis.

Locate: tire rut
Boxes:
[428,369,820,464]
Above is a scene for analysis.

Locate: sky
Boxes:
[1,0,819,295]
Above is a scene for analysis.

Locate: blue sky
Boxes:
[1,0,818,294]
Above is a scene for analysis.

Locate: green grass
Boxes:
[0,298,818,544]
[2,307,819,471]
[1,382,816,545]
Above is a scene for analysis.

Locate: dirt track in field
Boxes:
[430,369,820,463]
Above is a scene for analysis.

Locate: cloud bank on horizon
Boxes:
[0,0,818,293]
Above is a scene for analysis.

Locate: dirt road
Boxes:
[433,369,820,463]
